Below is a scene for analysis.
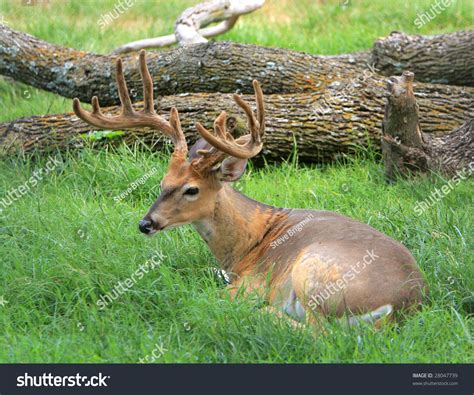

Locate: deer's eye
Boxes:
[184,187,199,196]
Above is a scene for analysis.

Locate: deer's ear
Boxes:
[216,157,247,182]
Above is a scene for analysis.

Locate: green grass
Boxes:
[0,0,473,363]
[0,148,472,362]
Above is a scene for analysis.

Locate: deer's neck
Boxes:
[192,185,282,272]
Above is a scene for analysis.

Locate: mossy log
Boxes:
[1,81,472,162]
[0,24,368,106]
[372,30,474,87]
[1,25,472,108]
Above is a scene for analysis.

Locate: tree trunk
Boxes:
[3,25,473,108]
[2,82,472,162]
[0,24,368,106]
[382,71,473,180]
[372,30,474,87]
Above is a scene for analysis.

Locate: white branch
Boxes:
[113,0,265,54]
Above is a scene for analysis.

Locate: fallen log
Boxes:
[1,80,472,162]
[382,71,473,180]
[2,25,472,108]
[0,24,368,106]
[372,30,474,87]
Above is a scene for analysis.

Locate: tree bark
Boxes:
[382,71,473,180]
[2,25,473,107]
[372,30,474,87]
[1,82,472,162]
[0,24,369,106]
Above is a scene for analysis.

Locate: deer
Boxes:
[73,50,428,326]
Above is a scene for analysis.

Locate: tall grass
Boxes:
[0,0,472,363]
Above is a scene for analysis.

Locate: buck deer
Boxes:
[73,51,427,325]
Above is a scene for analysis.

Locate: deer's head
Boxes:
[73,50,265,235]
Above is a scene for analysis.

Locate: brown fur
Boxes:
[141,157,428,325]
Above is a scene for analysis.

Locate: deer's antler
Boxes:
[192,80,265,171]
[73,50,188,155]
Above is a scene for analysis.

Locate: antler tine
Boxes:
[193,80,265,163]
[253,80,265,135]
[138,51,186,153]
[195,120,246,158]
[214,111,229,139]
[169,107,188,155]
[232,94,258,140]
[116,57,134,116]
[91,96,101,115]
[138,50,155,114]
[73,50,189,156]
[232,80,265,145]
[73,96,113,129]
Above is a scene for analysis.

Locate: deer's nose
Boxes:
[139,219,153,234]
